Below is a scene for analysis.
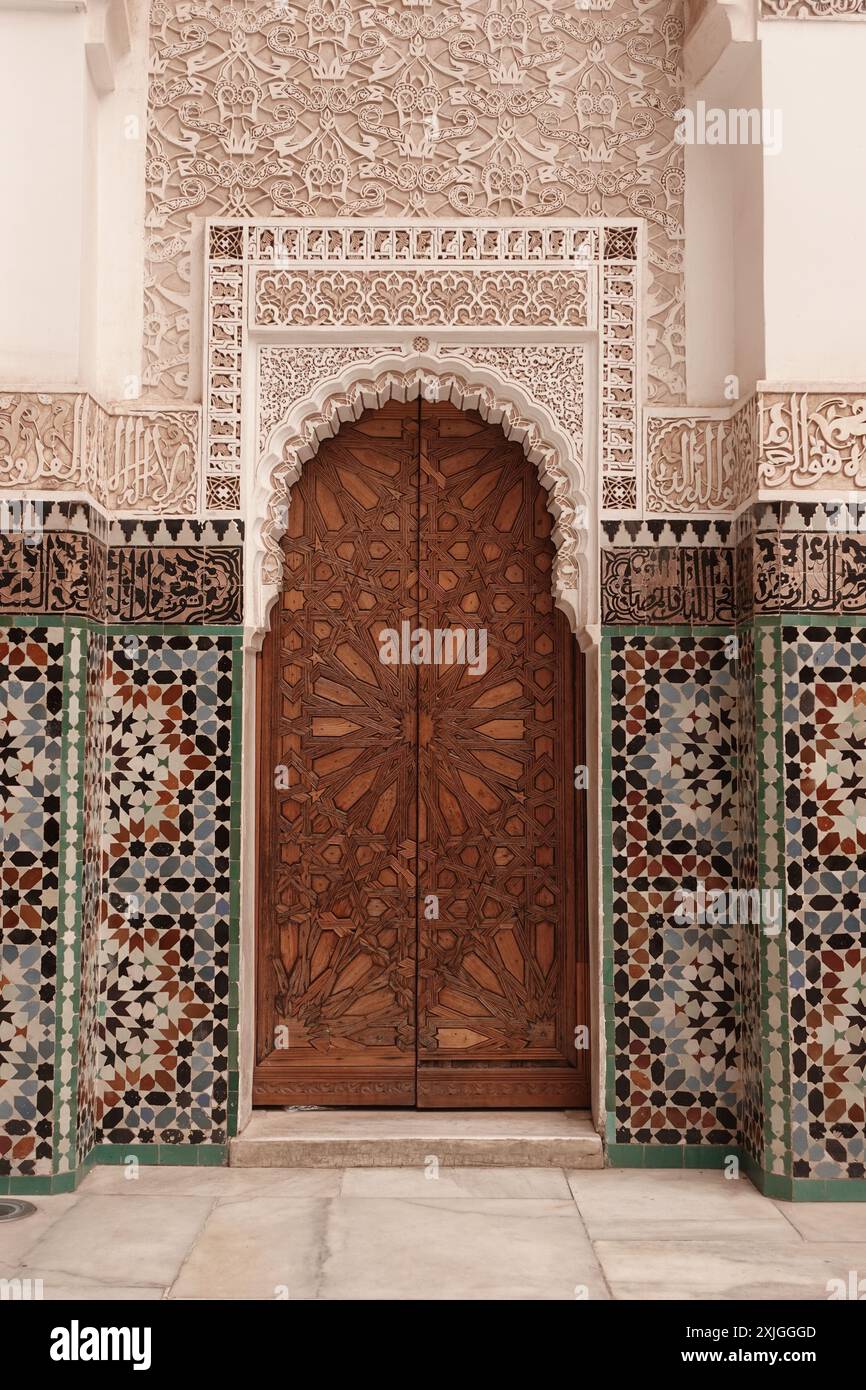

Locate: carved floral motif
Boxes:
[253,267,590,328]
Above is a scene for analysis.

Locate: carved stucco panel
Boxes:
[0,394,78,488]
[0,392,200,515]
[207,216,632,515]
[441,343,585,483]
[761,1,866,16]
[645,389,866,515]
[258,344,404,456]
[645,410,737,513]
[252,267,591,328]
[758,392,866,490]
[145,0,685,404]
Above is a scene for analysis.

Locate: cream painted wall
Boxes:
[0,1,148,399]
[90,1,148,402]
[685,137,734,405]
[0,10,90,386]
[731,43,766,398]
[684,39,766,405]
[760,19,866,382]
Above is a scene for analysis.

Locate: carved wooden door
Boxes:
[254,400,587,1107]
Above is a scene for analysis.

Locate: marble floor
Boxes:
[2,1166,865,1301]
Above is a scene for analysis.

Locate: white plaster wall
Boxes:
[0,10,89,386]
[684,115,736,404]
[730,43,766,398]
[0,1,148,399]
[91,1,149,403]
[79,50,99,392]
[684,39,766,404]
[760,20,866,382]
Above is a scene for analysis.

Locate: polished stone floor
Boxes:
[3,1167,865,1301]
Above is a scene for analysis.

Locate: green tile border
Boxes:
[226,634,244,1139]
[3,1145,229,1192]
[0,616,243,637]
[8,1139,861,1200]
[90,1143,229,1170]
[607,1143,738,1171]
[602,624,725,640]
[610,1144,866,1200]
[600,637,615,1124]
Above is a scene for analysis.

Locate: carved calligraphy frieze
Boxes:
[758,391,866,490]
[0,392,200,515]
[645,411,737,513]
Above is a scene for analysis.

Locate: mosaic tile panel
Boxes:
[97,632,240,1148]
[753,625,791,1178]
[76,627,108,1166]
[782,624,866,1180]
[0,623,65,1177]
[735,626,765,1170]
[606,632,739,1145]
[53,626,84,1174]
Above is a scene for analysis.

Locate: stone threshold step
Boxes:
[230,1109,603,1169]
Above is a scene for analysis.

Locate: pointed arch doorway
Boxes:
[254,398,588,1107]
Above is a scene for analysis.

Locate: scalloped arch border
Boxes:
[250,352,595,647]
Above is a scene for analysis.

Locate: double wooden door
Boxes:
[255,400,587,1107]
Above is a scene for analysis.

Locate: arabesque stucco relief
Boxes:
[145,0,686,404]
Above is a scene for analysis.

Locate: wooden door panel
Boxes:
[255,399,588,1108]
[254,401,420,1105]
[416,402,584,1107]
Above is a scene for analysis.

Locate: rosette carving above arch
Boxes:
[251,351,594,646]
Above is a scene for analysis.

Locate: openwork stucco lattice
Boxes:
[255,352,591,638]
[209,217,637,532]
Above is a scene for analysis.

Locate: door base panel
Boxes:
[416,1068,588,1109]
[253,1063,588,1109]
[253,1060,415,1108]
